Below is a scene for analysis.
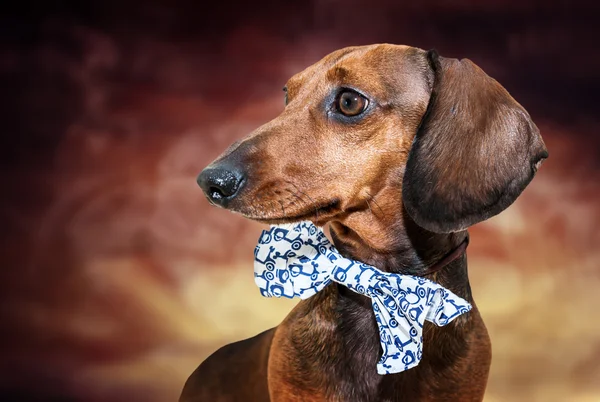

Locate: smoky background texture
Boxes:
[1,1,599,401]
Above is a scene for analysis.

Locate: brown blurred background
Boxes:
[1,1,599,401]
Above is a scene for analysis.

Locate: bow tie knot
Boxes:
[254,222,471,375]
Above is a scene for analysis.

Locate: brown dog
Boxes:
[182,44,548,402]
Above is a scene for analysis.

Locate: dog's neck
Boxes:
[290,219,474,399]
[328,213,472,301]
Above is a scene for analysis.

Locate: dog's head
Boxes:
[198,44,547,254]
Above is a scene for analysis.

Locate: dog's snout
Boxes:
[197,165,245,205]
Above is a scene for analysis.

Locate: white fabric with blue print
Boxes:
[253,221,472,375]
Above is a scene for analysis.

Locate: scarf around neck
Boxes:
[253,221,471,375]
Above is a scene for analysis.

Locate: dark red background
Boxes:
[1,1,599,401]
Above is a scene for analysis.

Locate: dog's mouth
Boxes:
[248,198,342,225]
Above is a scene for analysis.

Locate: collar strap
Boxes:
[418,236,469,277]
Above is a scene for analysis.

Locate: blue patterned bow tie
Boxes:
[253,221,472,375]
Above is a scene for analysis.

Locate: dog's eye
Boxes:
[337,90,368,116]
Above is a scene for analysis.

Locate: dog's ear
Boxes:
[402,50,548,233]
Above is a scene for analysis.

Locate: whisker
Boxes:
[366,191,385,219]
[365,197,374,216]
[268,199,279,220]
[285,190,307,210]
[283,189,311,223]
[289,182,319,222]
[276,199,287,220]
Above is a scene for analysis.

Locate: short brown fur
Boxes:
[182,44,547,401]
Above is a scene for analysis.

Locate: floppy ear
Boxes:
[402,50,548,233]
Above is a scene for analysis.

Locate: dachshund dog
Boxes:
[182,44,548,402]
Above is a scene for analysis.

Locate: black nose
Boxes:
[197,165,245,205]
